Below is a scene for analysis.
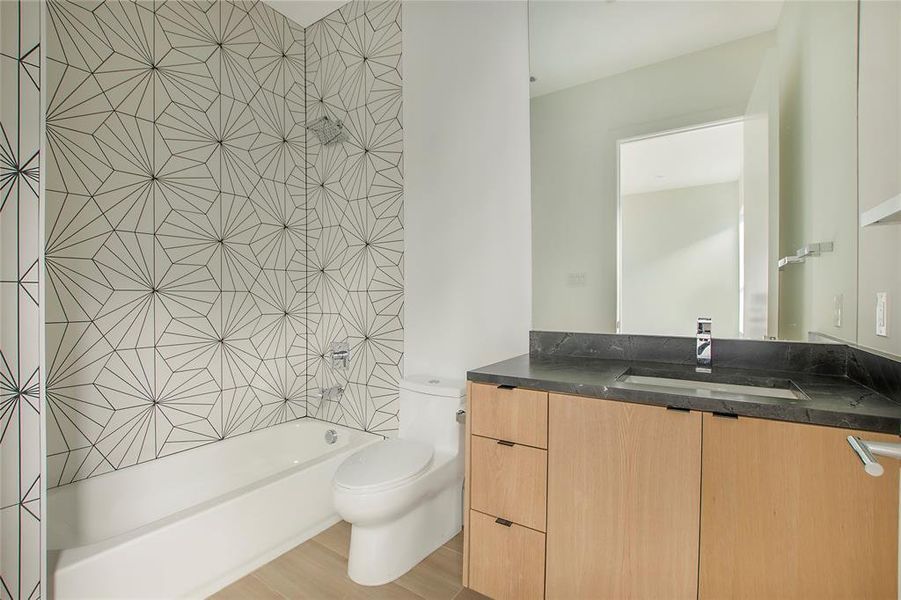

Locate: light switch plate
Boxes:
[832,294,843,328]
[876,292,888,337]
[566,272,587,287]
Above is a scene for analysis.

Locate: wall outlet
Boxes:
[832,294,843,328]
[876,292,888,337]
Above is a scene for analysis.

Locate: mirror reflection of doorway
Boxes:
[617,117,770,338]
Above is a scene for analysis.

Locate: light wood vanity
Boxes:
[462,382,900,600]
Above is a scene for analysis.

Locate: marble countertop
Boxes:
[467,354,901,435]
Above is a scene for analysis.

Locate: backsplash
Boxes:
[847,346,901,406]
[530,331,901,404]
[44,0,403,488]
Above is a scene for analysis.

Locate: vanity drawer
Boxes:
[471,435,547,531]
[469,510,546,600]
[470,383,548,448]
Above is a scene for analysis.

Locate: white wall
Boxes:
[531,33,773,333]
[858,0,901,357]
[621,182,741,337]
[403,1,532,379]
[776,0,858,342]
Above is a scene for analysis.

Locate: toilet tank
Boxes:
[398,375,466,454]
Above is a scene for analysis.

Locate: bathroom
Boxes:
[2,0,901,598]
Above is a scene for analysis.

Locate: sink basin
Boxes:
[616,373,806,401]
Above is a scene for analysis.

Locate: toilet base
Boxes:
[346,483,463,586]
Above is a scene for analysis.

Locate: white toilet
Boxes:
[333,375,466,586]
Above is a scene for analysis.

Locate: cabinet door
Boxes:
[699,414,899,600]
[546,394,702,600]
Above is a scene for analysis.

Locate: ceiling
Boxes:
[619,121,743,196]
[264,0,347,27]
[529,0,784,97]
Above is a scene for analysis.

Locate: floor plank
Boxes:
[313,520,352,559]
[213,574,284,600]
[395,545,464,600]
[257,540,358,598]
[342,581,423,600]
[210,522,469,600]
[443,532,464,555]
[452,587,491,600]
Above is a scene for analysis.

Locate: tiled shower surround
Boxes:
[304,3,403,434]
[44,0,402,488]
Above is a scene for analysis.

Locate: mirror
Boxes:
[530,0,859,342]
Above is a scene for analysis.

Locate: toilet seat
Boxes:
[334,439,434,493]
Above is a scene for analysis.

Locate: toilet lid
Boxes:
[334,439,434,492]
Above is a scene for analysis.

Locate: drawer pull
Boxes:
[497,439,515,447]
[497,384,517,390]
[712,411,738,419]
[666,406,691,412]
[495,517,513,527]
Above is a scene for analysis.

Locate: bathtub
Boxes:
[48,419,379,599]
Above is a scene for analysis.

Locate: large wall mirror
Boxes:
[530,0,869,344]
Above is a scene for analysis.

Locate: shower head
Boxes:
[307,115,348,146]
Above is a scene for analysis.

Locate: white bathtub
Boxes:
[48,419,379,599]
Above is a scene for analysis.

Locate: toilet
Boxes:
[333,375,466,586]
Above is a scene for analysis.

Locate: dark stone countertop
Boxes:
[467,354,901,435]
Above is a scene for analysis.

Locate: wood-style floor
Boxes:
[211,521,488,600]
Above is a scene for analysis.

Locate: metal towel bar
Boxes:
[847,436,901,477]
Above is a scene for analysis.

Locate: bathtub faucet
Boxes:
[316,386,343,402]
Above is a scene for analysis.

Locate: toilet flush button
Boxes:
[429,379,440,384]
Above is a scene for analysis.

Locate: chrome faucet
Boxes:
[696,317,712,369]
[330,340,350,369]
[315,385,343,402]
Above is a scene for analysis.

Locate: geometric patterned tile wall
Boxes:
[44,0,308,487]
[305,1,403,435]
[44,0,403,489]
[1,0,44,596]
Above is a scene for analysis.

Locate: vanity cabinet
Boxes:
[699,414,899,600]
[545,394,701,600]
[463,383,899,600]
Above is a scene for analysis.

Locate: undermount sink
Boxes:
[616,373,807,401]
